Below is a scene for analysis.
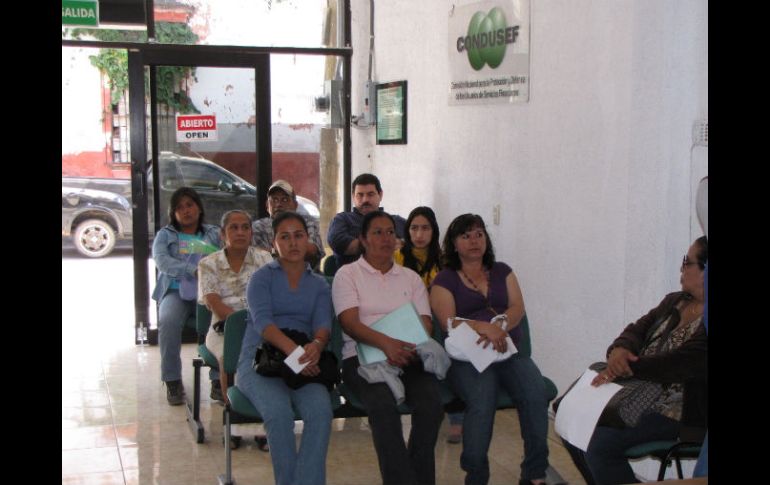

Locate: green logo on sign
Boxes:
[456,7,519,71]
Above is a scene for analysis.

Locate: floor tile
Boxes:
[62,425,118,450]
[62,253,591,485]
[62,447,123,475]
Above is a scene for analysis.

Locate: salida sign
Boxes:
[176,115,218,142]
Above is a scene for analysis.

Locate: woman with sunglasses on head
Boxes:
[429,214,549,485]
[561,236,708,485]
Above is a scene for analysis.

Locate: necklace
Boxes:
[460,268,487,294]
[460,268,497,316]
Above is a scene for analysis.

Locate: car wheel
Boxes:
[73,219,117,258]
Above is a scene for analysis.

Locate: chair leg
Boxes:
[675,456,684,479]
[657,442,698,481]
[217,405,235,485]
[185,358,205,443]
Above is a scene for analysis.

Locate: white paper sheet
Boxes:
[449,322,516,373]
[554,369,623,451]
[284,346,309,374]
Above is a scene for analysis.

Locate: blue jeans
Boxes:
[343,357,443,485]
[449,412,465,426]
[158,290,217,382]
[237,363,332,485]
[447,355,549,485]
[563,412,679,485]
[692,431,707,477]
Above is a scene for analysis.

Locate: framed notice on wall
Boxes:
[376,81,407,145]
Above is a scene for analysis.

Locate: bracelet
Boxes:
[313,338,324,347]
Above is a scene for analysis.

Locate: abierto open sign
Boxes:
[176,114,218,142]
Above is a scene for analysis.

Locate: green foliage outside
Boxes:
[68,23,200,113]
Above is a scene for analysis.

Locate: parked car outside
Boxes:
[62,186,132,257]
[62,152,319,257]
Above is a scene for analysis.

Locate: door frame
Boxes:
[63,39,352,344]
[128,47,276,344]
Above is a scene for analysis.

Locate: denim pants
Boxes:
[447,355,549,485]
[448,412,465,426]
[692,431,707,477]
[237,365,332,485]
[562,412,679,485]
[343,357,443,485]
[158,290,217,382]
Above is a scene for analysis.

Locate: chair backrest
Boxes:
[222,309,249,374]
[324,276,345,366]
[431,315,445,345]
[196,303,212,336]
[321,254,339,277]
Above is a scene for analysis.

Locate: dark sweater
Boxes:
[607,291,707,441]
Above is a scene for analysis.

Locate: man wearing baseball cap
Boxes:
[252,179,324,270]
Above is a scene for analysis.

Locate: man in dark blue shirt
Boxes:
[326,173,406,268]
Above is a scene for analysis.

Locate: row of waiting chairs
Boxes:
[183,276,698,484]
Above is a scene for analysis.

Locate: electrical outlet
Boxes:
[692,120,708,147]
[493,205,500,225]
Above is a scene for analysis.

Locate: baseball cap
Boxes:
[267,179,295,197]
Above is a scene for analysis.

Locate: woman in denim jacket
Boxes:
[152,187,221,405]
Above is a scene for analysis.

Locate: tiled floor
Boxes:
[62,249,586,485]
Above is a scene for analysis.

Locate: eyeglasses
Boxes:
[681,255,702,271]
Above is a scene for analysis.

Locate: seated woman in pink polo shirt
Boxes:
[332,210,443,485]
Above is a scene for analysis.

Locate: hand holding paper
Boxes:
[381,337,417,368]
[284,346,310,374]
[554,369,622,451]
[356,303,428,365]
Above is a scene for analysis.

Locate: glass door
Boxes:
[127,48,272,344]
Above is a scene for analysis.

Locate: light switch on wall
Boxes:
[493,205,500,225]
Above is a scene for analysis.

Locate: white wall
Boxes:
[62,47,107,153]
[350,0,708,394]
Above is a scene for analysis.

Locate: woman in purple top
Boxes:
[430,214,549,485]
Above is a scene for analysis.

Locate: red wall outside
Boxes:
[61,148,130,179]
[203,152,320,203]
[61,150,320,204]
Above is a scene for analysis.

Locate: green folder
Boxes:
[356,302,429,365]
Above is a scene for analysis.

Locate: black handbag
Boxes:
[253,328,340,391]
[254,341,287,377]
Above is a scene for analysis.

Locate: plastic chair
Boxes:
[185,303,218,443]
[321,254,339,277]
[624,440,703,481]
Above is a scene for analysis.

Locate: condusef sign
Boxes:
[176,115,218,142]
[448,0,530,105]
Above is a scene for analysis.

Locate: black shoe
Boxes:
[165,380,185,406]
[255,435,269,452]
[210,381,224,402]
